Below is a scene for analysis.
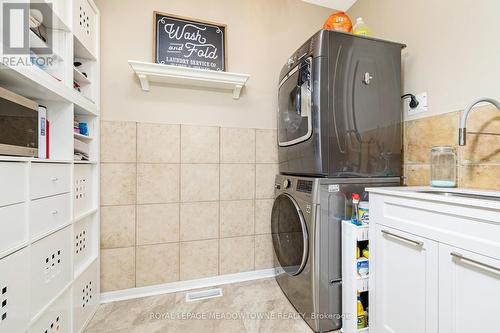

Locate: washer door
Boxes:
[271,193,309,276]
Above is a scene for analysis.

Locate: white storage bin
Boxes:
[0,248,30,333]
[30,226,72,319]
[0,203,27,255]
[29,289,71,333]
[30,193,71,239]
[0,162,26,207]
[73,259,99,333]
[74,215,98,275]
[73,0,98,59]
[30,163,71,200]
[74,164,94,217]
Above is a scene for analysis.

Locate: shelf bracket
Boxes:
[233,85,243,99]
[137,74,150,92]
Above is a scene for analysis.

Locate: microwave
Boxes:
[0,87,39,157]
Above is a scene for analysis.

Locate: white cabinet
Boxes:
[373,225,438,333]
[30,226,72,319]
[0,162,26,207]
[72,259,99,333]
[368,189,500,333]
[29,290,72,333]
[73,0,98,59]
[438,244,500,333]
[30,163,71,200]
[0,248,30,333]
[0,203,27,255]
[30,193,72,239]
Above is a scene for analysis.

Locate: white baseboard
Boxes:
[100,268,277,304]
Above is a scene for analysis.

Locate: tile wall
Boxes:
[100,122,278,292]
[404,104,500,189]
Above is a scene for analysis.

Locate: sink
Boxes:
[415,190,500,201]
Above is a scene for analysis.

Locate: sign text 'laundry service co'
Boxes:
[154,12,227,71]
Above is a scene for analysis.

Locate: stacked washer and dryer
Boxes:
[271,30,405,332]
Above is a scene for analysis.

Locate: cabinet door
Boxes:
[374,225,438,333]
[439,244,500,333]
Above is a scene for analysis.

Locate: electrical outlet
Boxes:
[405,92,428,116]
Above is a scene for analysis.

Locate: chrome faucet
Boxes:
[459,97,500,146]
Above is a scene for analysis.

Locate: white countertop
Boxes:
[367,186,500,211]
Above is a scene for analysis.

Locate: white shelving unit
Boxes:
[128,60,250,99]
[0,0,100,332]
[342,221,370,333]
[73,67,91,86]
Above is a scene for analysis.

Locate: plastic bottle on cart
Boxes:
[357,293,366,328]
[351,193,362,225]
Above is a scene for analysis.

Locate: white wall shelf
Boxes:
[128,60,250,99]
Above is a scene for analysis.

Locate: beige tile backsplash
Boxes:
[100,163,137,206]
[220,164,255,200]
[180,125,220,163]
[136,243,180,287]
[100,247,136,292]
[137,123,180,163]
[255,199,274,235]
[100,205,136,249]
[219,236,255,275]
[220,200,255,238]
[180,201,219,241]
[404,104,500,190]
[137,163,180,204]
[100,122,278,292]
[180,239,219,280]
[220,127,256,163]
[256,129,278,163]
[136,203,179,245]
[180,164,219,202]
[101,121,137,163]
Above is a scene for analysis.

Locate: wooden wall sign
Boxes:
[154,12,227,71]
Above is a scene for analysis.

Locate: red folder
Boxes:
[46,119,50,159]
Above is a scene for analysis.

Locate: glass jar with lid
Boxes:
[430,146,457,187]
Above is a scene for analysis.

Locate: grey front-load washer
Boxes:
[272,174,400,332]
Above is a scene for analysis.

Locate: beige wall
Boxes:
[95,0,332,129]
[99,121,279,292]
[348,0,500,121]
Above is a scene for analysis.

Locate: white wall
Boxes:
[348,0,500,120]
[95,0,332,129]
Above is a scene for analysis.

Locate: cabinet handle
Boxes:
[450,251,500,273]
[381,229,423,247]
[51,177,59,182]
[52,210,59,215]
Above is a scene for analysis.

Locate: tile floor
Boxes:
[84,278,317,332]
